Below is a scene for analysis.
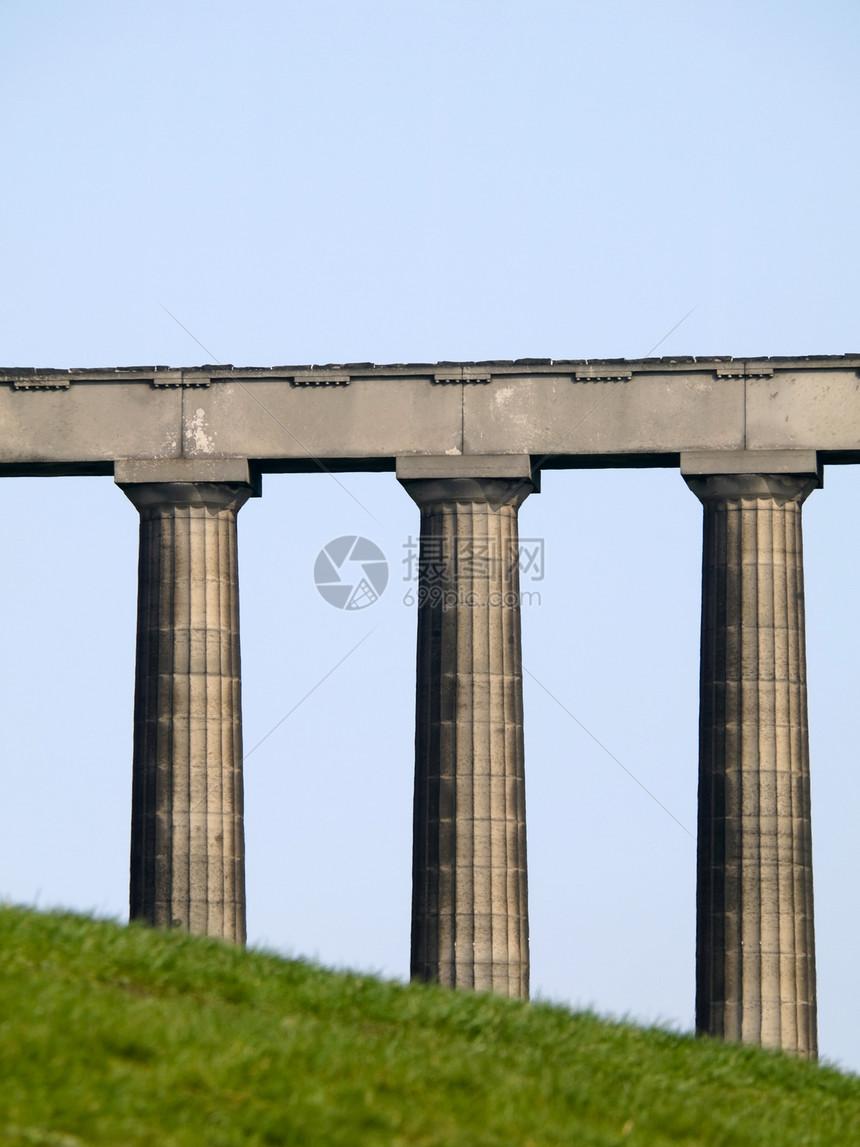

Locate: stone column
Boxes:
[119,477,252,942]
[684,456,819,1057]
[398,457,537,998]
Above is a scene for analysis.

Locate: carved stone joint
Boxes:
[11,377,71,391]
[432,368,491,385]
[715,365,774,379]
[573,369,632,383]
[290,372,350,387]
[150,371,210,389]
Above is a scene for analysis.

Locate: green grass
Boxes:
[0,907,858,1146]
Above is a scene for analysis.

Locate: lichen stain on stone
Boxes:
[492,385,517,405]
[185,407,216,454]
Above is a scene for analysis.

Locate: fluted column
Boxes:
[400,474,535,998]
[685,471,818,1057]
[121,481,251,942]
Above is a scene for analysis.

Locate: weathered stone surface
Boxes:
[400,474,536,998]
[746,371,860,451]
[685,471,818,1058]
[121,481,252,942]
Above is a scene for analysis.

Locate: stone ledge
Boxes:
[114,457,257,489]
[396,454,535,481]
[680,450,819,477]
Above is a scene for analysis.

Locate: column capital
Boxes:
[120,481,252,514]
[684,472,818,505]
[399,475,536,511]
[396,453,539,510]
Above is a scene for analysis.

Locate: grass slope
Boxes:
[0,907,858,1146]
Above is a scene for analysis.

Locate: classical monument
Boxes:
[3,353,846,1059]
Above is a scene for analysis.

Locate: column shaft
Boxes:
[402,477,534,998]
[687,473,818,1057]
[123,482,251,942]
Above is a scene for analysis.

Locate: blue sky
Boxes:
[2,0,860,1071]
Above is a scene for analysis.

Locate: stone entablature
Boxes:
[2,355,860,473]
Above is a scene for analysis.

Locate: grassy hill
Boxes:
[1,906,858,1145]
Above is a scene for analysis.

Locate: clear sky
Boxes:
[2,0,860,1071]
